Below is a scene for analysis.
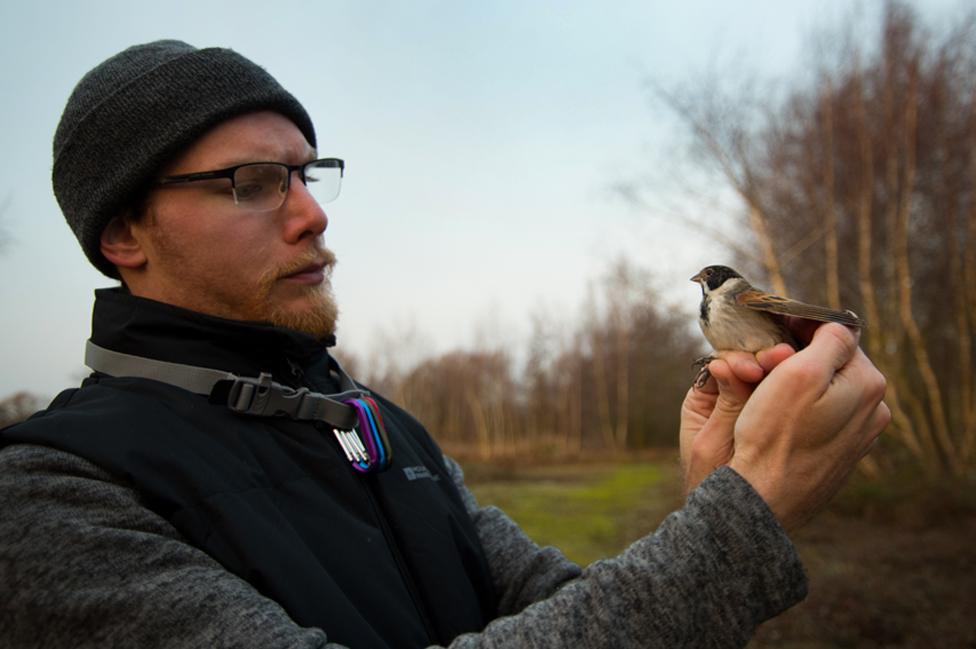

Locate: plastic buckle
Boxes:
[225,373,311,418]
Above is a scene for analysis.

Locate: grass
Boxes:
[461,457,976,649]
[464,457,682,565]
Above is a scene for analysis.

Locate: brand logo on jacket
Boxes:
[402,465,441,482]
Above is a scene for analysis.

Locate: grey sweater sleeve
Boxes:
[0,444,340,649]
[442,458,808,648]
[0,444,806,649]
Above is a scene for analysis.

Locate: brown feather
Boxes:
[735,289,865,327]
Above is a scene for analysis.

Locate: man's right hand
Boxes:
[728,323,890,532]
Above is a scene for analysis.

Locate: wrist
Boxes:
[727,458,794,532]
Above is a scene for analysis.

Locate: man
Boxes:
[0,40,889,648]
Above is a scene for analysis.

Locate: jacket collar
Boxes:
[89,287,336,385]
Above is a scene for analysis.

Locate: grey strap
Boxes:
[84,340,359,430]
[86,341,236,395]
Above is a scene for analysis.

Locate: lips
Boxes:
[282,258,328,284]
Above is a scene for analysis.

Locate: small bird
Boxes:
[690,264,865,387]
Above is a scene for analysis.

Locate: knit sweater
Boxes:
[0,443,806,648]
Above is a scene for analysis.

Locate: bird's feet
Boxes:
[692,355,715,389]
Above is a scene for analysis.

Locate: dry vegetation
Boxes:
[344,259,704,459]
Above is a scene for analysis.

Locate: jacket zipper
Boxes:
[310,419,437,644]
[293,353,437,644]
[286,357,306,388]
[360,474,439,644]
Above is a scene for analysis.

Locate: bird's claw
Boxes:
[692,355,715,389]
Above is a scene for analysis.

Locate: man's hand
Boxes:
[728,324,890,531]
[680,323,889,532]
[680,344,795,493]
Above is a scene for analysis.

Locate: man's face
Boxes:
[126,111,338,338]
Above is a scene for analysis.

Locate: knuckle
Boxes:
[859,365,887,402]
[870,372,888,402]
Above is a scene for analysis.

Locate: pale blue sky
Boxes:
[0,0,961,399]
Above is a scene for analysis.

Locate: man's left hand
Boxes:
[679,344,795,493]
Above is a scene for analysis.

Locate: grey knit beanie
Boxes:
[53,40,317,278]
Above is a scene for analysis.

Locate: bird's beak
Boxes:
[690,272,703,283]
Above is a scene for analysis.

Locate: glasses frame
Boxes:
[157,157,345,208]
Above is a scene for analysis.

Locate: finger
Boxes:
[799,322,859,373]
[756,343,795,373]
[871,401,891,436]
[695,370,719,395]
[713,352,763,384]
[681,383,717,419]
[706,359,754,417]
[684,363,749,490]
[858,402,890,460]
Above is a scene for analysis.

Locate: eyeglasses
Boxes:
[157,158,344,211]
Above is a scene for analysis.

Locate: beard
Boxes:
[265,279,339,339]
[144,224,341,340]
[252,246,340,340]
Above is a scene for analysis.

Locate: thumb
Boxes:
[801,322,859,373]
[686,359,753,486]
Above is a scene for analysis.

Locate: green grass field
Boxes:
[463,457,683,565]
[460,458,976,649]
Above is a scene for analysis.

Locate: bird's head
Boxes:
[690,265,743,294]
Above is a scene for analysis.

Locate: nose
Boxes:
[281,171,328,243]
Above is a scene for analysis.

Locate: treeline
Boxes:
[644,1,976,476]
[339,260,704,459]
[348,2,976,474]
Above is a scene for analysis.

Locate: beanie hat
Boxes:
[52,39,317,278]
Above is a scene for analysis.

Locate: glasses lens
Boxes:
[303,160,343,204]
[233,164,288,210]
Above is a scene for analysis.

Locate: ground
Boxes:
[460,456,976,649]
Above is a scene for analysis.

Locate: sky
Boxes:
[0,0,963,400]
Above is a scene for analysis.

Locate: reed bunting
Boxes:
[690,264,864,387]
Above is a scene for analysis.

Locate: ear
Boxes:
[100,214,147,270]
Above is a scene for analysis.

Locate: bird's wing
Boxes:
[735,288,866,327]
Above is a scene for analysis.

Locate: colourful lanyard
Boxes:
[332,396,393,472]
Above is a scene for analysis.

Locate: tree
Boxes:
[642,1,976,475]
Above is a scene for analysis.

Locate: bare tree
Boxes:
[642,1,976,475]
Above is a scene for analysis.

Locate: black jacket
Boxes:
[2,288,496,649]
